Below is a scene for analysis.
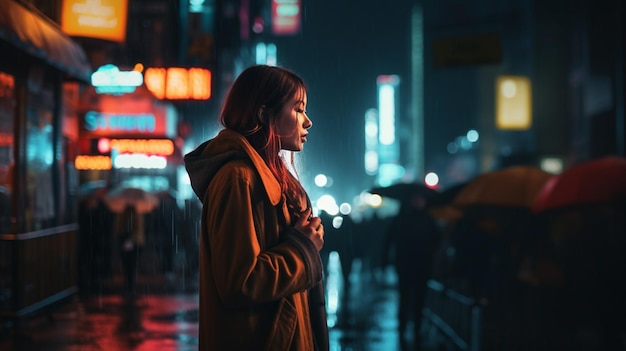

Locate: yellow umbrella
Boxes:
[453,165,554,208]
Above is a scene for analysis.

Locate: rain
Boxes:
[1,0,625,350]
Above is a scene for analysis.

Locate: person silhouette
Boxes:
[383,192,440,351]
[114,204,145,301]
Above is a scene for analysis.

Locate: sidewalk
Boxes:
[1,258,436,351]
[0,273,200,351]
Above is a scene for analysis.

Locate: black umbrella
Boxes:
[369,182,438,203]
[426,182,468,208]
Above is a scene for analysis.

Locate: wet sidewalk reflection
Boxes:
[1,293,199,351]
[0,256,416,351]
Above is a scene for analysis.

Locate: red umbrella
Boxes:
[532,156,626,213]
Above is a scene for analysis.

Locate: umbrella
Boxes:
[103,187,159,214]
[78,180,108,197]
[427,182,467,221]
[427,182,467,208]
[532,156,626,213]
[452,165,554,208]
[369,182,439,203]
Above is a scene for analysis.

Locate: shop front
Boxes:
[74,81,183,289]
[76,83,182,193]
[0,0,92,321]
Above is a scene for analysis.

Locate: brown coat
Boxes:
[185,129,328,350]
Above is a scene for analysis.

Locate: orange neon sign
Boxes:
[75,155,112,170]
[144,67,211,100]
[61,0,128,43]
[97,138,175,155]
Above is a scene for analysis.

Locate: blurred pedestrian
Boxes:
[114,204,145,301]
[184,65,328,350]
[383,192,440,351]
[181,198,201,278]
[78,189,114,292]
[151,191,181,277]
[319,210,353,279]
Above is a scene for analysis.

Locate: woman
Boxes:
[184,65,328,350]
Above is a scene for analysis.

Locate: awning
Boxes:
[0,0,92,82]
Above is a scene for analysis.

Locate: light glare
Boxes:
[339,203,352,215]
[314,174,328,187]
[466,129,479,142]
[424,172,439,187]
[316,195,339,216]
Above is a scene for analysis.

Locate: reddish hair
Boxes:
[220,65,309,216]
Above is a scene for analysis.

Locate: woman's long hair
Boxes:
[220,65,308,217]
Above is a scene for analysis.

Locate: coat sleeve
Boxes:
[205,163,323,306]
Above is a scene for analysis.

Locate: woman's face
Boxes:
[275,89,312,152]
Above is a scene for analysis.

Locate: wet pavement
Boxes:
[0,256,431,351]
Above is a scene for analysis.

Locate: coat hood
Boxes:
[184,129,282,206]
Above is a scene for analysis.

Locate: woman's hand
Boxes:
[294,208,324,251]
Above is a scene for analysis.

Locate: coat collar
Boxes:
[220,129,282,206]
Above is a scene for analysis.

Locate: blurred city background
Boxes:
[1,0,625,350]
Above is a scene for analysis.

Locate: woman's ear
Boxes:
[257,105,266,124]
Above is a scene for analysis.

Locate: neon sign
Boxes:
[144,67,211,100]
[74,154,168,170]
[91,64,143,94]
[113,154,167,169]
[84,111,155,133]
[75,155,112,170]
[97,138,174,155]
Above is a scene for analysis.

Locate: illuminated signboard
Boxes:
[84,111,156,134]
[61,0,128,43]
[144,67,211,100]
[98,138,174,155]
[75,155,112,170]
[91,64,143,94]
[496,75,532,130]
[75,138,175,170]
[74,154,167,170]
[376,75,403,187]
[271,0,301,35]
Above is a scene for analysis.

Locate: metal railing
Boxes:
[0,224,78,321]
[421,279,483,351]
